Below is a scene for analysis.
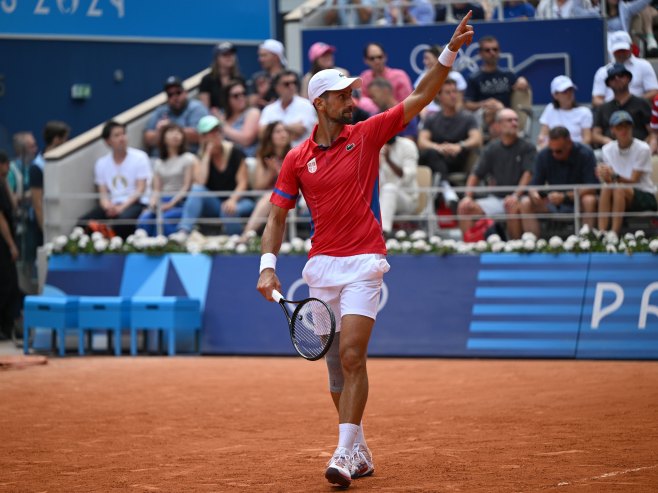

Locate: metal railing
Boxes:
[43,182,657,243]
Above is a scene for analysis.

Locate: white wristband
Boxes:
[259,253,277,274]
[438,47,458,68]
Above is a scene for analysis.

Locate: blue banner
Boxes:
[0,0,273,42]
[43,253,658,359]
[302,18,605,105]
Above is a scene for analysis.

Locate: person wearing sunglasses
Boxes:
[220,80,261,157]
[144,75,209,157]
[359,42,413,106]
[259,70,317,148]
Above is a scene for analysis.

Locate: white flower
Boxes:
[70,227,85,240]
[536,239,547,249]
[304,239,312,252]
[245,230,257,239]
[549,236,563,248]
[386,239,401,250]
[563,241,574,251]
[487,234,501,244]
[618,241,627,250]
[442,239,456,250]
[579,239,591,250]
[91,231,104,242]
[627,239,637,248]
[475,240,488,252]
[504,243,515,252]
[54,235,69,248]
[110,236,123,248]
[521,232,537,242]
[187,242,202,254]
[491,242,505,252]
[412,239,428,250]
[401,240,412,251]
[134,228,148,238]
[429,236,442,246]
[604,231,618,244]
[579,224,591,236]
[566,235,578,244]
[457,242,471,254]
[78,236,90,248]
[395,230,408,239]
[291,237,304,251]
[43,243,54,255]
[93,238,109,252]
[204,242,221,253]
[606,244,617,253]
[523,239,535,251]
[126,234,136,245]
[624,232,635,242]
[224,240,236,251]
[635,230,646,239]
[235,243,247,254]
[279,242,292,254]
[649,239,658,252]
[410,230,427,240]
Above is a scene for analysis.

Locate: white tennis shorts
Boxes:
[302,254,390,331]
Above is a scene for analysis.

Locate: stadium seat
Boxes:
[23,296,79,356]
[129,297,202,356]
[77,297,130,356]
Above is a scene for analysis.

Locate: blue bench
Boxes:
[129,297,202,356]
[78,297,130,356]
[23,296,79,356]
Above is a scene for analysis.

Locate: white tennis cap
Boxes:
[608,30,632,52]
[260,39,288,66]
[550,75,577,94]
[307,69,362,103]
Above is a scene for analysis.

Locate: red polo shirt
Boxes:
[271,103,405,258]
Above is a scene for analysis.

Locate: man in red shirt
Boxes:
[257,14,474,488]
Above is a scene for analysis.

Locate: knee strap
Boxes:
[325,331,344,393]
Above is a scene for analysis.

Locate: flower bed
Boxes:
[47,226,658,257]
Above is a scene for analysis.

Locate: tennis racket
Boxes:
[272,289,336,361]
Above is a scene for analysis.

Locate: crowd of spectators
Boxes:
[4,3,658,293]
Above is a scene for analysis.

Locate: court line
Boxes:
[557,464,658,487]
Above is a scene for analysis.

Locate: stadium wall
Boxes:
[41,253,658,360]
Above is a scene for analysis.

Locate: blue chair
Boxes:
[23,296,79,356]
[77,297,130,356]
[129,297,202,356]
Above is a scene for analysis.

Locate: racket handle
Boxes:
[272,289,283,303]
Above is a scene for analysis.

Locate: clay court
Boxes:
[1,356,657,492]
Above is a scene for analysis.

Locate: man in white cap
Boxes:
[248,39,289,109]
[256,13,474,489]
[591,30,658,107]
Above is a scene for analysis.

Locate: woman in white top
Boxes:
[596,110,657,234]
[537,75,593,149]
[220,80,260,157]
[241,121,291,239]
[137,123,197,236]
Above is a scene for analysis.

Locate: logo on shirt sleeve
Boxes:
[346,143,355,151]
[306,157,317,173]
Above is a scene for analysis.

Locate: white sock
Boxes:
[441,181,458,203]
[355,421,368,449]
[337,423,359,451]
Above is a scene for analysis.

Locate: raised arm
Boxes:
[403,12,474,124]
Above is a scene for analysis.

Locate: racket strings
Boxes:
[292,300,333,359]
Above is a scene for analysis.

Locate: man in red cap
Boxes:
[257,14,474,489]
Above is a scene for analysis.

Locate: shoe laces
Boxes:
[328,447,352,469]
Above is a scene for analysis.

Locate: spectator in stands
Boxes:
[175,116,254,236]
[137,123,196,237]
[360,43,413,104]
[241,121,292,239]
[383,0,434,25]
[144,76,208,156]
[435,2,487,22]
[323,0,377,26]
[302,42,345,99]
[464,36,530,140]
[368,78,418,140]
[491,0,536,19]
[520,126,598,236]
[592,63,651,149]
[379,134,419,238]
[248,39,288,110]
[220,80,261,157]
[537,75,593,149]
[0,150,19,341]
[591,31,658,107]
[648,93,658,153]
[198,42,244,118]
[418,78,483,209]
[597,110,657,233]
[8,131,38,208]
[29,120,70,247]
[457,109,536,240]
[259,70,317,148]
[414,44,467,120]
[537,0,586,19]
[78,120,151,239]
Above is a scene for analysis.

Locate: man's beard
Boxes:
[329,110,352,125]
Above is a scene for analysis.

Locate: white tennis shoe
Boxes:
[350,442,374,478]
[325,447,352,487]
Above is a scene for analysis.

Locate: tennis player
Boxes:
[257,14,474,488]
